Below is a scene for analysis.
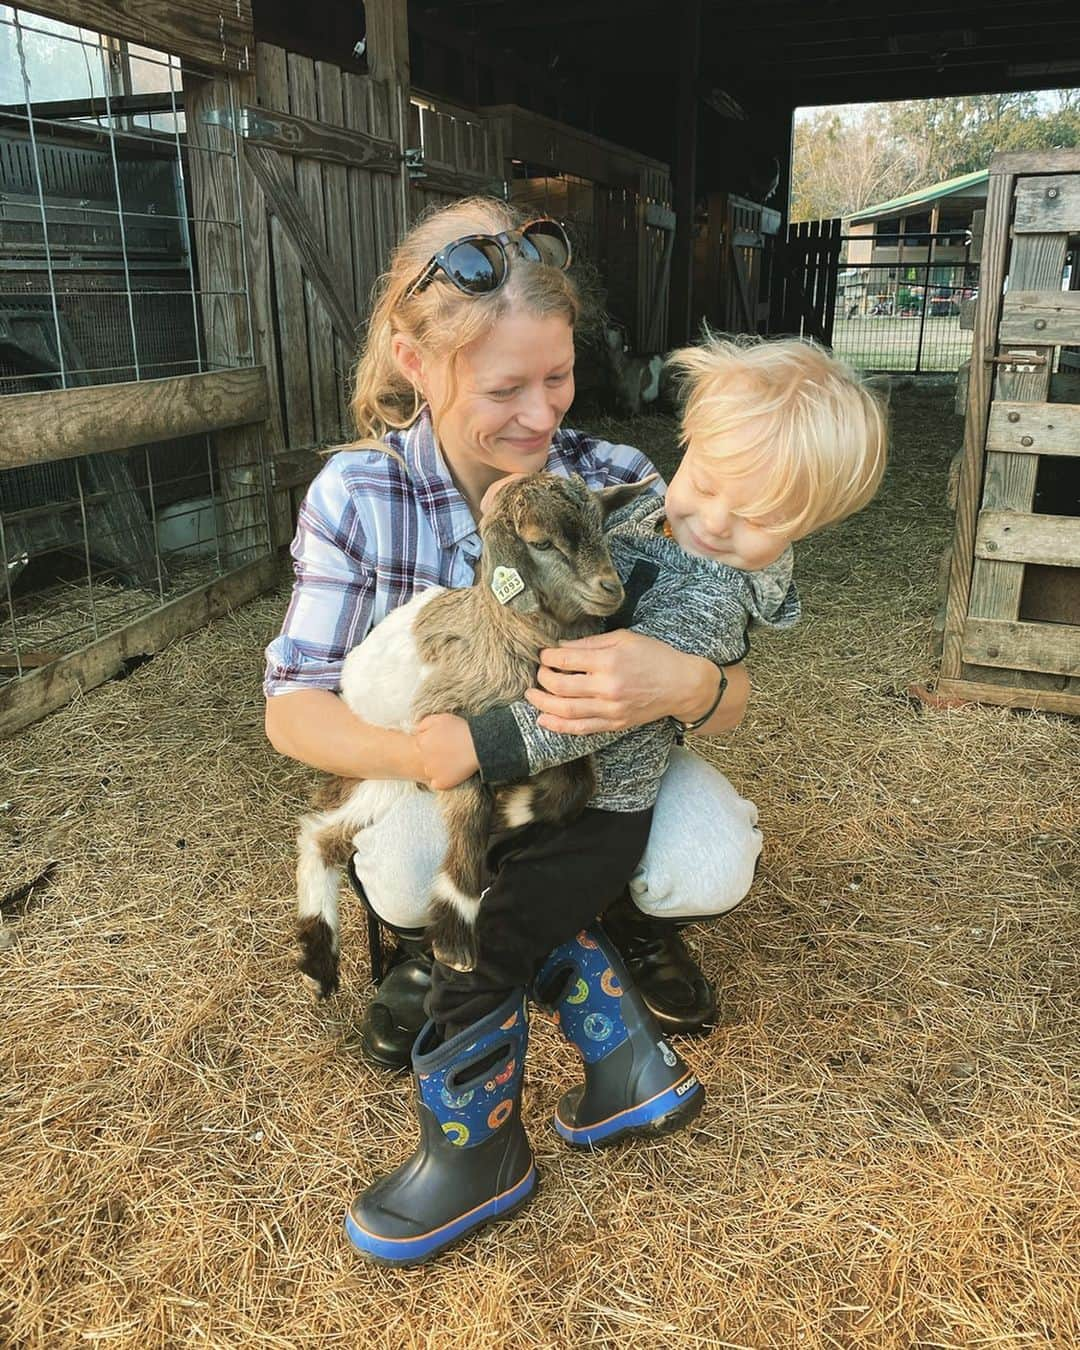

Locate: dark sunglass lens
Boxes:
[522,221,570,269]
[445,239,504,292]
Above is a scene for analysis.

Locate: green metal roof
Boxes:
[846,169,989,224]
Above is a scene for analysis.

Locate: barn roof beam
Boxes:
[415,0,1068,37]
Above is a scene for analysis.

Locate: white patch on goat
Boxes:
[339,587,445,729]
[431,869,482,924]
[296,811,343,936]
[499,784,535,830]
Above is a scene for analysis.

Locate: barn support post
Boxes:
[364,0,412,232]
[185,72,273,568]
[669,0,701,347]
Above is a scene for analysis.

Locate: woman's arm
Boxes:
[524,631,750,737]
[265,689,425,781]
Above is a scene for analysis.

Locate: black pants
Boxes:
[428,805,653,1038]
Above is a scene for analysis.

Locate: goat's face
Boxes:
[479,473,655,626]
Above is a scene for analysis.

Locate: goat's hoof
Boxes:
[301,971,336,1001]
[296,916,340,999]
[432,944,475,974]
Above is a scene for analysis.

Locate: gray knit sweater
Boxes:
[467,496,800,813]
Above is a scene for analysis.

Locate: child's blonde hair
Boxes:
[666,333,888,537]
[348,197,581,449]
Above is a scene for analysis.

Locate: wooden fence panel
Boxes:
[937,153,1080,713]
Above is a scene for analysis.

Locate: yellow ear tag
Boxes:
[491,565,525,605]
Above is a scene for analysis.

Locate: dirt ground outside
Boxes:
[1,384,1077,1349]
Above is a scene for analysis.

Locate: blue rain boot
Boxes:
[534,926,704,1149]
[346,990,536,1265]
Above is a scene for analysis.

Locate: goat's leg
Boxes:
[527,761,596,827]
[428,779,493,972]
[296,808,353,999]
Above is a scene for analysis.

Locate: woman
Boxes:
[266,196,758,1054]
[263,198,761,1259]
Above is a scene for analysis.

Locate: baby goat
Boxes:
[295,472,652,991]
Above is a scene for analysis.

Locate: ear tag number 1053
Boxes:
[491,565,525,605]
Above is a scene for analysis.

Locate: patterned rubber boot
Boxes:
[534,926,704,1149]
[346,990,536,1266]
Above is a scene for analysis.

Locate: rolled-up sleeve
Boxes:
[263,460,376,696]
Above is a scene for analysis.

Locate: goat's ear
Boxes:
[596,473,661,518]
[479,517,540,613]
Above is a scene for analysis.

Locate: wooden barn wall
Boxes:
[407,93,504,219]
[19,1,254,72]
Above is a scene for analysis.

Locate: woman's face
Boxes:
[419,311,576,501]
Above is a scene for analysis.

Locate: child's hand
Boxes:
[414,714,481,790]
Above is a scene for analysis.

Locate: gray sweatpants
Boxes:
[352,746,763,931]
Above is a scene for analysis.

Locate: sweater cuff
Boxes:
[466,706,530,784]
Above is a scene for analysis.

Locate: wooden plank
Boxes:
[233,103,398,172]
[365,0,410,238]
[185,71,264,566]
[940,169,1016,682]
[966,232,1067,636]
[316,61,360,440]
[233,73,289,548]
[0,369,269,470]
[1013,175,1080,234]
[0,554,280,740]
[257,43,314,452]
[989,149,1080,175]
[244,142,361,352]
[999,290,1080,345]
[288,52,340,448]
[975,510,1080,567]
[485,103,669,188]
[961,617,1080,678]
[368,78,402,259]
[986,401,1080,456]
[408,160,499,198]
[934,677,1080,716]
[342,72,380,327]
[21,0,252,72]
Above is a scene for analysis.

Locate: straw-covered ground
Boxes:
[1,385,1077,1349]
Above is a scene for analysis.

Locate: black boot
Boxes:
[346,990,536,1265]
[347,859,432,1072]
[359,937,434,1071]
[534,926,704,1148]
[603,891,717,1035]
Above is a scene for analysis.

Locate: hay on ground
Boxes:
[0,385,1077,1349]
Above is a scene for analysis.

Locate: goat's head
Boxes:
[478,473,656,626]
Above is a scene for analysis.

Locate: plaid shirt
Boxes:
[264,409,661,696]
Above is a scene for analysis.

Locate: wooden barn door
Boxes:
[769,217,842,346]
[939,151,1080,714]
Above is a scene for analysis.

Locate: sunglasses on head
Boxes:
[403,218,572,301]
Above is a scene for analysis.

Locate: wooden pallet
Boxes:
[938,150,1080,716]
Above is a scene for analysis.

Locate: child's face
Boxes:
[665,445,794,570]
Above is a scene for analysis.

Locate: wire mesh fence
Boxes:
[829,234,979,373]
[0,7,272,691]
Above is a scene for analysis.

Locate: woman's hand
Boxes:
[414,713,481,790]
[524,630,749,736]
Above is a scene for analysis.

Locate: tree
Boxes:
[791,91,1080,221]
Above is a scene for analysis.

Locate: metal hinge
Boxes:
[405,148,426,180]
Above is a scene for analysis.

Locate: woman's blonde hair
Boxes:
[666,333,888,537]
[347,197,581,449]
